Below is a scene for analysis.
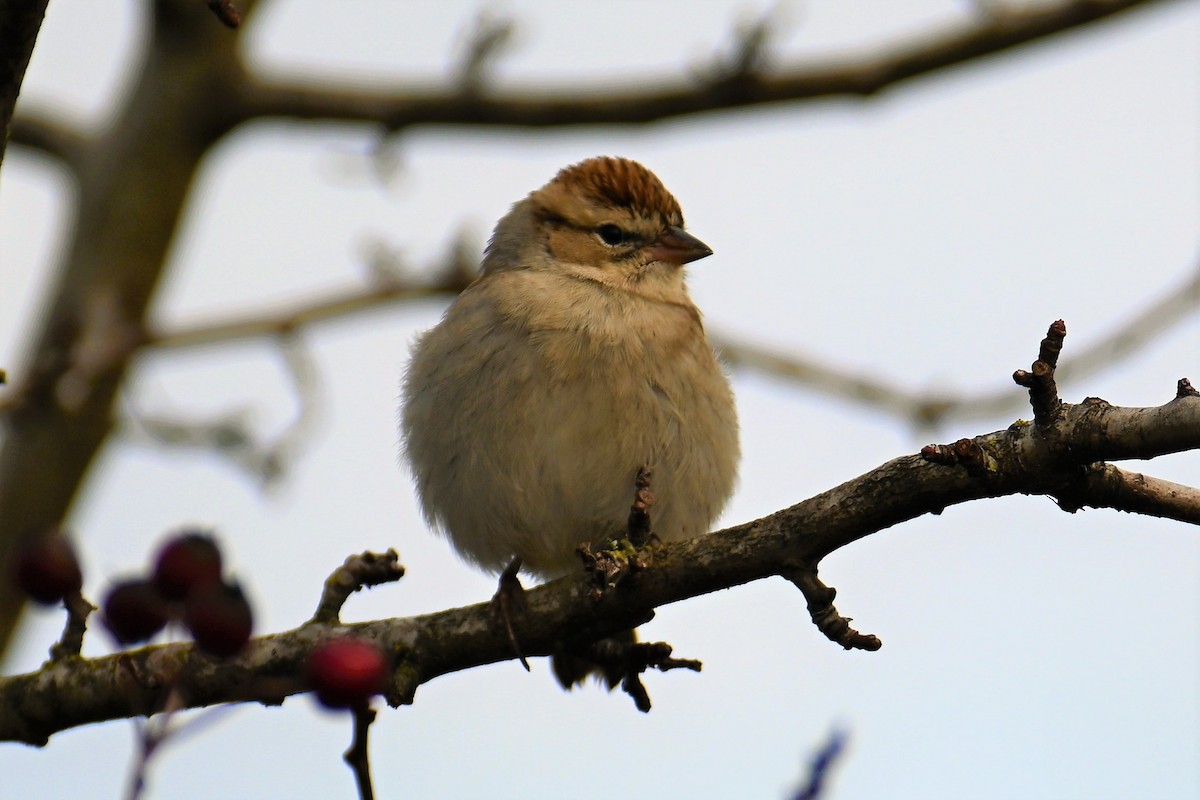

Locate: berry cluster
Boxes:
[103,531,253,657]
[15,528,389,709]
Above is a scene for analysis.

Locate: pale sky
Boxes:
[1,2,1198,799]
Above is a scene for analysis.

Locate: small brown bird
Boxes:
[401,156,739,685]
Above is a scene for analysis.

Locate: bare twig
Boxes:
[310,550,406,625]
[123,684,187,800]
[791,728,849,800]
[143,246,476,352]
[456,11,514,93]
[1012,320,1066,425]
[787,569,882,652]
[718,5,787,79]
[47,591,96,663]
[344,705,377,800]
[123,332,321,487]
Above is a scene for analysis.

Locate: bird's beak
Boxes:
[645,226,713,265]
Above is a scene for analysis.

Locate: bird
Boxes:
[400,156,739,690]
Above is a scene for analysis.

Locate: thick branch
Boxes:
[3,389,1196,744]
[234,0,1174,130]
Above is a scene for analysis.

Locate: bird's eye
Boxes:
[596,224,626,246]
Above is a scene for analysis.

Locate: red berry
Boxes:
[153,532,223,601]
[14,534,83,605]
[184,581,253,657]
[103,579,169,644]
[307,638,388,709]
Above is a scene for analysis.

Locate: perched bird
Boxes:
[400,156,739,684]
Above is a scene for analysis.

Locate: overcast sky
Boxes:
[1,2,1198,799]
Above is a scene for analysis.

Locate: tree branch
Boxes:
[233,0,1176,130]
[3,331,1196,744]
[139,249,475,352]
[7,106,92,171]
[1054,462,1200,522]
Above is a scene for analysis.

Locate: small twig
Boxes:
[924,335,1200,525]
[456,12,515,94]
[143,242,476,353]
[310,550,405,624]
[1013,319,1066,425]
[788,569,881,652]
[344,704,377,800]
[204,0,241,28]
[260,331,323,483]
[721,5,787,79]
[791,728,849,800]
[124,331,322,487]
[47,591,96,662]
[123,684,187,800]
